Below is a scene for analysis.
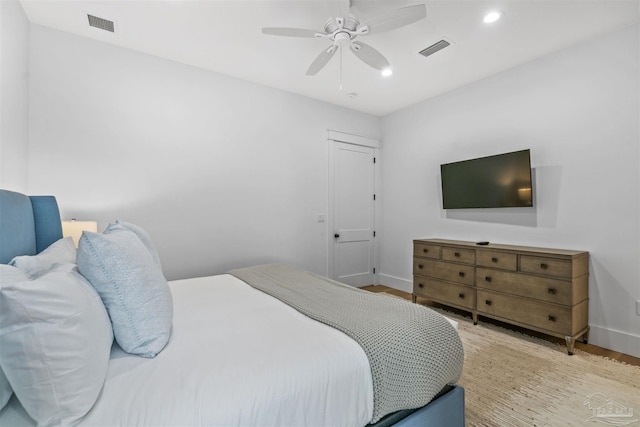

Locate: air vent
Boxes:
[419,39,450,58]
[87,14,115,33]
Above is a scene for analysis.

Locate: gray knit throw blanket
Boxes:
[229,264,464,423]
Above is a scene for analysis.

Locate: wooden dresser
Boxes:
[413,238,589,354]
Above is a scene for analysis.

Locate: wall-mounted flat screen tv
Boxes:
[441,149,533,209]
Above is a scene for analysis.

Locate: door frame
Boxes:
[327,129,381,285]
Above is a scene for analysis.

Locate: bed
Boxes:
[0,189,465,427]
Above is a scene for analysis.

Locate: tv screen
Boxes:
[440,149,533,209]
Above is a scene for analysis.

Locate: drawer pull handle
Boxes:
[491,257,498,263]
[454,252,460,257]
[540,263,548,269]
[423,248,429,253]
[458,293,465,299]
[548,315,556,322]
[485,300,492,306]
[458,271,465,277]
[418,264,424,269]
[485,276,492,282]
[418,283,424,288]
[547,288,556,295]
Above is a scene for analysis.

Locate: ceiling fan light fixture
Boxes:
[334,32,352,47]
[483,10,504,24]
[381,68,393,77]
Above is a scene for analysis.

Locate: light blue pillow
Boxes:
[9,237,76,279]
[106,220,162,268]
[0,264,113,425]
[77,228,173,357]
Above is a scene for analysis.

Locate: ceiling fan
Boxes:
[262,3,427,76]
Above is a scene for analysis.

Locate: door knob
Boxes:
[334,233,340,238]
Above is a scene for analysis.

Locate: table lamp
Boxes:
[62,219,98,247]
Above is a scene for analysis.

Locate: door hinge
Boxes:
[373,194,376,201]
[373,231,376,237]
[373,268,376,274]
[373,157,376,164]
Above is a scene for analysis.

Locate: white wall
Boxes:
[379,24,640,357]
[26,25,381,281]
[11,15,639,356]
[0,0,30,191]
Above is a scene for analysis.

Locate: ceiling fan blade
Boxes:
[306,46,337,76]
[364,4,426,34]
[350,41,390,71]
[262,27,320,38]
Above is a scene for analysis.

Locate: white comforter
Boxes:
[2,274,375,426]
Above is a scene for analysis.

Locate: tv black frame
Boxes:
[440,149,533,209]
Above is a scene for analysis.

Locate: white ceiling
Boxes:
[19,0,640,116]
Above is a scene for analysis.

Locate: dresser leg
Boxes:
[472,312,478,325]
[412,294,417,303]
[565,336,575,355]
[582,328,589,344]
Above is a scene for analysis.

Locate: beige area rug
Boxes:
[444,310,639,427]
[379,294,640,426]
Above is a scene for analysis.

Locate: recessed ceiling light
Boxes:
[483,10,504,24]
[381,68,393,77]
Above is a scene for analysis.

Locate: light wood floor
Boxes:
[361,285,640,367]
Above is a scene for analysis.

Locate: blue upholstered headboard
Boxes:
[0,189,63,264]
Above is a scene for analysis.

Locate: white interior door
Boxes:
[331,141,375,286]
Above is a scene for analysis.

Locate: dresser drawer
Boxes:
[476,268,577,306]
[520,255,573,279]
[476,250,517,271]
[477,290,572,335]
[414,276,475,310]
[442,247,475,264]
[414,242,441,259]
[413,258,475,286]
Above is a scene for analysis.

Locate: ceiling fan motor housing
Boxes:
[324,16,360,34]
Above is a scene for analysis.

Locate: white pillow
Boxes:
[0,265,25,411]
[0,263,28,284]
[0,264,113,425]
[77,227,173,358]
[9,236,76,279]
[0,368,11,411]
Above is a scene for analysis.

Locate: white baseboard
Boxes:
[589,324,640,358]
[378,273,413,293]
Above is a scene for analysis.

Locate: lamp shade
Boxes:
[62,220,98,247]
